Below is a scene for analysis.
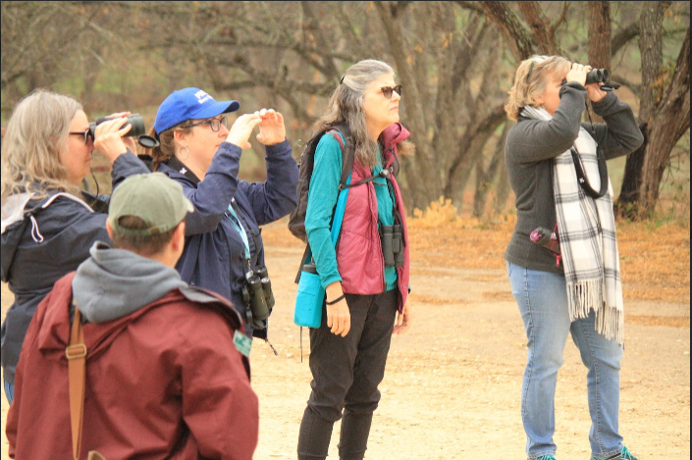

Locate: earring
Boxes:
[179,146,190,161]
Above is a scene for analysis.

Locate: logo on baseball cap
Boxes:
[153,87,240,135]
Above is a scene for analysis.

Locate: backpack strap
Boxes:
[67,305,87,460]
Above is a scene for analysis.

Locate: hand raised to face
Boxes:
[255,109,287,146]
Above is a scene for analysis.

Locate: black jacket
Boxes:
[1,152,149,385]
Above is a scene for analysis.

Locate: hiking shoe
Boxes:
[590,446,641,460]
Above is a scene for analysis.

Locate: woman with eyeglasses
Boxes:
[148,87,298,339]
[504,56,644,460]
[1,89,150,404]
[297,59,413,460]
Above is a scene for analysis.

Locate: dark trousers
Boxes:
[298,289,398,460]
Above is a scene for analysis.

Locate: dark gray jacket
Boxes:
[1,153,149,385]
[504,83,644,274]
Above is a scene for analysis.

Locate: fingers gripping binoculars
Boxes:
[90,113,160,148]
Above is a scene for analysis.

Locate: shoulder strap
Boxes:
[67,306,87,460]
[570,146,608,199]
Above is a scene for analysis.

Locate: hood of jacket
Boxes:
[72,242,188,324]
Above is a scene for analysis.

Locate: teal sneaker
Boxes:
[590,446,641,460]
[531,456,557,460]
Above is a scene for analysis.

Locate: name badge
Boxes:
[233,330,252,358]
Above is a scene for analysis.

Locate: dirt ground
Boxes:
[1,220,689,460]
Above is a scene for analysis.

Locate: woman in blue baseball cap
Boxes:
[148,87,298,340]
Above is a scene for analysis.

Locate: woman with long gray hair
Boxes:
[1,89,149,404]
[297,59,413,460]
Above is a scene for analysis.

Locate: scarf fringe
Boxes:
[567,279,624,345]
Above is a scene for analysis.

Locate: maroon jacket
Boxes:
[6,272,259,460]
[336,123,411,311]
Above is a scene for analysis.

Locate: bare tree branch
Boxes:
[479,1,535,61]
[517,1,560,55]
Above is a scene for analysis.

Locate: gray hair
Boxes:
[1,89,82,207]
[313,59,396,169]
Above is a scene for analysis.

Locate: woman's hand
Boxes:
[226,113,263,149]
[393,301,411,335]
[586,82,608,103]
[565,63,590,87]
[326,282,350,337]
[256,108,287,146]
[94,116,132,164]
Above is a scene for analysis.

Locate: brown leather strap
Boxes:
[67,306,87,460]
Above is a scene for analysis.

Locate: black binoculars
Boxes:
[243,265,275,325]
[583,68,620,92]
[89,113,160,148]
[381,225,404,268]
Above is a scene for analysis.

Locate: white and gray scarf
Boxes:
[523,105,624,345]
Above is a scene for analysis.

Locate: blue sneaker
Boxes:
[531,456,557,460]
[590,446,641,460]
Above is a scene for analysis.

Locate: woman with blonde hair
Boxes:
[297,59,412,460]
[504,55,644,460]
[1,89,150,403]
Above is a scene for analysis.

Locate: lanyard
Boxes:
[226,202,251,262]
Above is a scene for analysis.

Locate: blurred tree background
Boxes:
[1,1,689,222]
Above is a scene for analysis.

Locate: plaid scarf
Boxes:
[522,106,624,344]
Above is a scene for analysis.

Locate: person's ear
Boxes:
[171,221,186,253]
[173,129,188,150]
[106,219,115,241]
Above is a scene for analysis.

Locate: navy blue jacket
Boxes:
[157,140,298,338]
[1,153,150,385]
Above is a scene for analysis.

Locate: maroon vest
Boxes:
[336,123,411,311]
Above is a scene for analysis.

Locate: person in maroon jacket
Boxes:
[6,173,259,460]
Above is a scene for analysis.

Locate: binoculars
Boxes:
[382,225,404,268]
[583,68,620,92]
[243,265,275,326]
[89,113,160,148]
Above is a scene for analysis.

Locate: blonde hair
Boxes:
[505,55,571,121]
[313,59,413,169]
[1,89,82,208]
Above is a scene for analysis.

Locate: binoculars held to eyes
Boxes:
[89,113,160,148]
[582,68,620,92]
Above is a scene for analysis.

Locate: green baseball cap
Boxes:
[108,173,194,236]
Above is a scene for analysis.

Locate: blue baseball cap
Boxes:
[153,87,240,135]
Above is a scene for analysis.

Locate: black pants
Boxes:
[298,289,398,460]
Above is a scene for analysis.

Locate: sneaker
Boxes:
[590,446,641,460]
[531,456,557,460]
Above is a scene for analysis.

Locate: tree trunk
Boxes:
[517,1,560,55]
[617,1,672,217]
[473,121,509,218]
[479,1,535,61]
[639,26,690,215]
[375,1,442,210]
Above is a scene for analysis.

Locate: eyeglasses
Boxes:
[181,116,228,132]
[69,129,94,145]
[380,85,403,99]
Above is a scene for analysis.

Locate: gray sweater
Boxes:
[504,82,644,274]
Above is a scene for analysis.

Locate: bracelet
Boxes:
[326,294,346,305]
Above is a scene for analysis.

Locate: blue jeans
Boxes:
[507,262,624,459]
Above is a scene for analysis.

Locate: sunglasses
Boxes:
[380,84,403,99]
[181,116,228,132]
[69,129,94,145]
